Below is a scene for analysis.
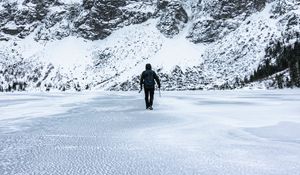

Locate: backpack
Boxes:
[144,70,155,88]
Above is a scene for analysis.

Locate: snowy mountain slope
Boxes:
[0,0,300,91]
[202,2,281,86]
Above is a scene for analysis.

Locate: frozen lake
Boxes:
[0,90,300,175]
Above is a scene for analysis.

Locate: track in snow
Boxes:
[0,90,300,175]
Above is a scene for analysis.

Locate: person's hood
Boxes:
[146,63,152,70]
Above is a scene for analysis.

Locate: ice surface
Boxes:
[0,92,95,131]
[245,122,300,143]
[0,90,300,174]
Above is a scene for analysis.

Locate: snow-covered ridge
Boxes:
[0,0,300,91]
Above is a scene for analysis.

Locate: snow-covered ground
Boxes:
[0,90,300,174]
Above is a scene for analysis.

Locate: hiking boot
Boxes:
[149,106,153,110]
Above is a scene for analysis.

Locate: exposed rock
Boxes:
[156,0,188,38]
[187,18,240,43]
[75,0,153,40]
[202,0,266,20]
[278,12,300,42]
[271,0,297,17]
[2,26,24,35]
[188,0,266,43]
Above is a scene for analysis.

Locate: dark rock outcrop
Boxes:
[188,0,267,43]
[75,0,153,40]
[205,0,266,20]
[156,0,188,38]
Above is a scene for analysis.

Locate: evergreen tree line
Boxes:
[246,40,300,88]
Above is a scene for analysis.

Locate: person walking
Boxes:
[140,63,161,110]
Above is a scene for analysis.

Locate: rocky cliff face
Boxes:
[0,0,273,42]
[156,0,188,37]
[76,0,154,40]
[187,0,267,43]
[0,0,155,41]
[0,0,300,91]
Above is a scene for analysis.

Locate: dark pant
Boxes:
[144,88,154,108]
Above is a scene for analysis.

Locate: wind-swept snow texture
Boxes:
[1,90,300,174]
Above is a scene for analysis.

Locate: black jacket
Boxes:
[140,64,160,89]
